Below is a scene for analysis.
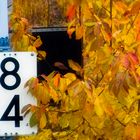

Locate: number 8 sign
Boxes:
[0,52,37,136]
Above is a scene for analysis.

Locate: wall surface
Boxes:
[0,0,9,37]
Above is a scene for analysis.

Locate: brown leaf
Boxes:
[54,62,68,70]
[31,78,39,89]
[21,104,31,114]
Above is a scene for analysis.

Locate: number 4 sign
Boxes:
[0,52,37,136]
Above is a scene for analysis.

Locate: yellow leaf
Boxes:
[59,113,71,129]
[67,80,83,96]
[76,25,84,40]
[96,0,102,8]
[123,115,131,124]
[84,22,96,27]
[59,78,67,93]
[50,88,59,102]
[22,35,29,49]
[64,73,76,82]
[94,97,104,117]
[68,19,76,29]
[48,112,58,125]
[28,46,37,52]
[124,33,135,46]
[33,36,42,48]
[69,112,82,129]
[82,4,93,20]
[39,84,50,104]
[38,51,46,60]
[39,113,47,129]
[137,66,140,75]
[68,59,82,72]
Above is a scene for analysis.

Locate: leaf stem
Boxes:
[116,118,126,127]
[48,108,79,114]
[110,0,113,47]
[126,12,139,35]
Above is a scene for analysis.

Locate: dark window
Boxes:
[32,28,82,75]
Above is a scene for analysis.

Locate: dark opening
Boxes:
[32,28,82,75]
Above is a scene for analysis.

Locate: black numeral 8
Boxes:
[0,57,21,90]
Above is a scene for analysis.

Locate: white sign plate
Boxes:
[0,52,37,136]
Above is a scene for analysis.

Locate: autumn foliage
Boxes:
[11,0,140,140]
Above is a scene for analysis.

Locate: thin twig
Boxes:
[116,118,126,127]
[126,12,139,35]
[48,108,79,114]
[110,0,113,47]
[102,6,110,14]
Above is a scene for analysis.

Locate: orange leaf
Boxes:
[76,25,84,40]
[67,28,75,39]
[30,105,37,113]
[66,4,76,21]
[130,1,140,15]
[136,126,140,140]
[114,1,127,13]
[53,73,61,87]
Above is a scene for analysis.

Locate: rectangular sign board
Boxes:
[0,52,37,136]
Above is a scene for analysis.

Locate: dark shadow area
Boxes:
[32,28,82,75]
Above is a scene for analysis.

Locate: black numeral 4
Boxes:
[0,95,23,127]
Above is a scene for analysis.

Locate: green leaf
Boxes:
[30,112,38,127]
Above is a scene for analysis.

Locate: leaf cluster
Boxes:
[10,14,46,60]
[12,0,140,140]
